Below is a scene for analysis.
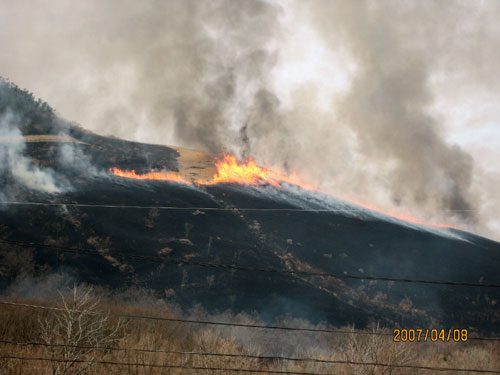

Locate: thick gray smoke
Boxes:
[305,1,499,232]
[310,1,477,222]
[0,0,499,237]
[0,0,282,153]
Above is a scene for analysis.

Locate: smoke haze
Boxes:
[0,0,499,238]
[0,111,69,198]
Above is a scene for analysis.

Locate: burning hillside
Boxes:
[110,152,457,230]
[110,153,317,189]
[1,79,499,335]
[1,126,499,332]
[2,0,500,368]
[110,167,191,184]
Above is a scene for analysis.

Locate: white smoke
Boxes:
[58,141,100,177]
[0,110,69,197]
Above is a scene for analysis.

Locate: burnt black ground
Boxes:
[1,80,499,333]
[1,137,500,333]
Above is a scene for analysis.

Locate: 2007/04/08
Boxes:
[393,329,468,342]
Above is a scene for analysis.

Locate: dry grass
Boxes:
[0,289,499,375]
[174,146,217,182]
[0,135,85,144]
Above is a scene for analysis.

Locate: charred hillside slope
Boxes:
[1,79,499,333]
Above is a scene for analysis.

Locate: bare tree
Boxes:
[343,323,419,375]
[39,286,126,375]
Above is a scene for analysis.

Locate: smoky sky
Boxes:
[0,0,499,237]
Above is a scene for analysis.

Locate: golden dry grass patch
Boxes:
[0,135,86,144]
[171,146,217,183]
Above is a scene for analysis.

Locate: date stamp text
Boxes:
[393,329,468,342]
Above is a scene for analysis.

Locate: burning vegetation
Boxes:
[111,154,316,190]
[110,153,456,229]
[110,167,191,185]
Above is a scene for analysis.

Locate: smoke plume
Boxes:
[0,0,282,152]
[306,1,500,232]
[310,1,478,222]
[0,111,68,198]
[0,0,499,237]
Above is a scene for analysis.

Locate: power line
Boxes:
[2,351,500,374]
[0,300,383,335]
[1,300,498,342]
[0,355,340,375]
[0,200,476,212]
[0,339,370,365]
[1,238,499,288]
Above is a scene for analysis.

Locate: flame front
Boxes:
[110,154,456,230]
[110,168,191,185]
[347,199,457,229]
[110,155,316,189]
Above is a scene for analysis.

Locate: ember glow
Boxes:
[110,154,456,229]
[110,168,191,185]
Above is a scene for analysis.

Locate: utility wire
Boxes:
[1,238,499,288]
[2,352,500,374]
[0,300,385,335]
[1,300,498,342]
[0,339,371,365]
[0,200,476,212]
[0,355,339,375]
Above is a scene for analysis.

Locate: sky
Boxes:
[0,0,499,239]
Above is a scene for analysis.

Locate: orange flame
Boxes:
[110,168,191,185]
[347,198,457,229]
[197,154,317,191]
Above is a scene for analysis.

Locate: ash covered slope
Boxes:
[1,79,499,332]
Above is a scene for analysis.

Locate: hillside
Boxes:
[1,78,499,334]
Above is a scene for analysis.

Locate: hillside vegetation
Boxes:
[0,78,57,135]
